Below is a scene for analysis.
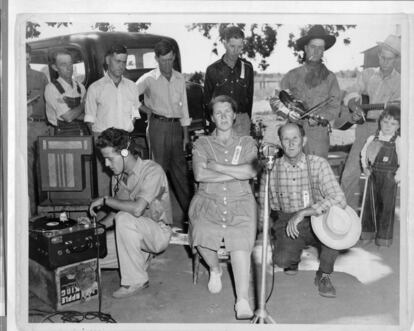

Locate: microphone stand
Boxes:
[252,147,277,324]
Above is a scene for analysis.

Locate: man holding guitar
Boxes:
[339,35,401,212]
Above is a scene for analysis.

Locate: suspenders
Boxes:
[52,80,81,95]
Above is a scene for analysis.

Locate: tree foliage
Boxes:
[26,21,151,39]
[188,71,205,85]
[124,23,151,32]
[186,23,355,71]
[92,23,116,32]
[186,23,280,71]
[288,24,356,61]
[26,22,41,39]
[26,22,72,39]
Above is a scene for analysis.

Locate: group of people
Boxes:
[26,24,401,321]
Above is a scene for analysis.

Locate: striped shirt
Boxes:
[259,153,346,226]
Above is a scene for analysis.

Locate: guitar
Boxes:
[335,98,400,131]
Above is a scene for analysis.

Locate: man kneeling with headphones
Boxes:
[89,127,173,299]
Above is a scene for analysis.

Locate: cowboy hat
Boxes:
[376,34,401,56]
[311,205,361,250]
[296,25,336,52]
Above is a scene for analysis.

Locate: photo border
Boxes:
[7,2,414,331]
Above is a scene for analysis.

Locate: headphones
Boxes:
[120,140,131,158]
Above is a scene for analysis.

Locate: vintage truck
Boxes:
[28,31,206,142]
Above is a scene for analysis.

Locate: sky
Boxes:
[33,20,400,74]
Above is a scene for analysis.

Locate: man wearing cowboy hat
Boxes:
[259,122,355,298]
[280,25,341,159]
[340,35,401,212]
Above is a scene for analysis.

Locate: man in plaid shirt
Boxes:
[259,122,346,298]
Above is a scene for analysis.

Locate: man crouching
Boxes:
[89,127,172,299]
[259,123,348,298]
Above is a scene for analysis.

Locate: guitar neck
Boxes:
[360,103,385,111]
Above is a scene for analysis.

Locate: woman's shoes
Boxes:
[208,267,223,293]
[235,298,253,320]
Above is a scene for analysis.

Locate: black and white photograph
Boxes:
[6,1,414,331]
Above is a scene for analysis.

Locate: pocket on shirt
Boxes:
[215,77,230,88]
[171,85,184,111]
[235,78,247,88]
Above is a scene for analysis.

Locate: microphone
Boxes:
[259,143,281,171]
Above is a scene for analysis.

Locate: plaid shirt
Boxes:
[259,153,346,228]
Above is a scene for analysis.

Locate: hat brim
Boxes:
[296,35,336,52]
[376,42,400,56]
[311,205,361,250]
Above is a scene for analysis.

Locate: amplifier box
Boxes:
[29,217,107,270]
[29,258,98,311]
[38,135,97,205]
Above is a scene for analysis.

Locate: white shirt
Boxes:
[343,68,400,120]
[136,68,191,127]
[85,73,141,133]
[44,77,86,126]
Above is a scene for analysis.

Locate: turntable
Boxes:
[29,216,107,269]
[30,217,78,235]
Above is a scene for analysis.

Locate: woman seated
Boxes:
[189,95,258,320]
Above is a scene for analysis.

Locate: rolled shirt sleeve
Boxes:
[45,83,71,126]
[84,84,97,124]
[343,69,370,106]
[310,158,347,214]
[130,166,166,205]
[179,80,191,127]
[241,136,258,163]
[192,137,209,172]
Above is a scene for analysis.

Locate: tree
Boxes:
[186,23,279,71]
[288,24,356,62]
[26,21,151,39]
[26,22,72,39]
[124,23,151,32]
[91,23,116,32]
[186,23,355,71]
[26,22,41,39]
[188,71,205,85]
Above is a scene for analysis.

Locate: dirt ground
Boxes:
[29,195,401,328]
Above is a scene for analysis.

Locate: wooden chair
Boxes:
[169,228,230,284]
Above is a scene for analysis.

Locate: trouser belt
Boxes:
[151,113,180,122]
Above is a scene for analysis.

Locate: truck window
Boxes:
[29,64,50,82]
[126,48,156,70]
[72,62,86,84]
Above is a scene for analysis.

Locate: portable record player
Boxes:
[29,216,107,270]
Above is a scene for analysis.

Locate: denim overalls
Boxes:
[361,132,399,246]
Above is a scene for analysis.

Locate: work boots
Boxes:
[314,271,336,298]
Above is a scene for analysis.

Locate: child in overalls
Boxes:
[360,105,401,247]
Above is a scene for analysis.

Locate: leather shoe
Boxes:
[112,281,149,299]
[283,265,298,275]
[314,272,336,298]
